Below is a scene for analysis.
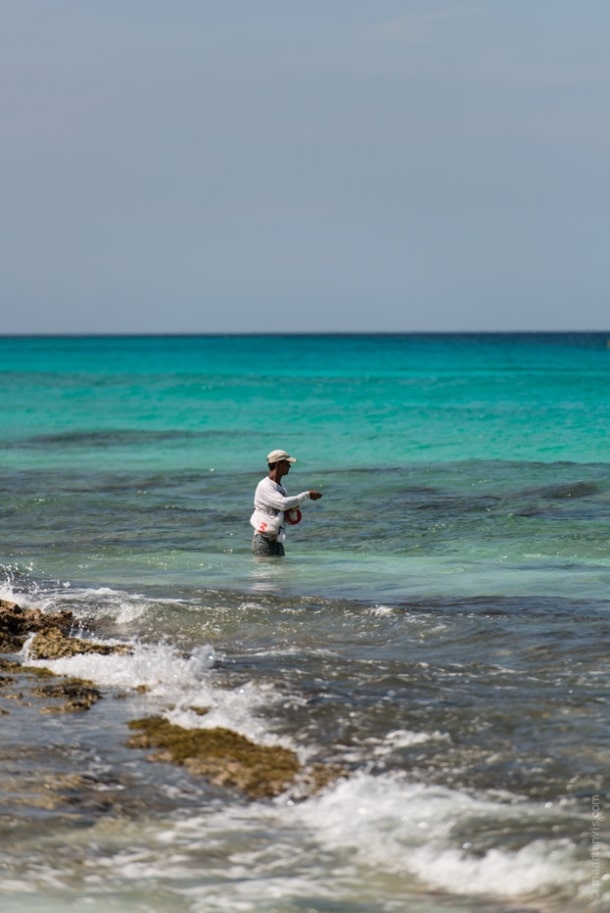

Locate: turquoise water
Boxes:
[4,333,610,471]
[1,333,609,912]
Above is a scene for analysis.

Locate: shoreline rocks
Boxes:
[29,626,132,660]
[127,716,301,799]
[1,599,347,800]
[0,599,74,652]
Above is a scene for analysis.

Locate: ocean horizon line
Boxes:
[2,329,609,339]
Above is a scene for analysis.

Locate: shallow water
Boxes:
[1,334,608,911]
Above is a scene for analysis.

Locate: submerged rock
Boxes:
[31,677,102,713]
[0,661,100,714]
[127,716,301,799]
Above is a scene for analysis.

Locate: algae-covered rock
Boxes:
[127,716,300,799]
[0,600,74,652]
[1,601,131,660]
[0,658,101,714]
[32,677,102,712]
[29,628,131,660]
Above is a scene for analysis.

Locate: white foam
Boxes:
[22,636,211,691]
[369,604,396,617]
[0,761,594,909]
[379,728,445,751]
[0,577,168,625]
[340,728,448,766]
[0,579,39,609]
[165,679,290,748]
[284,771,588,900]
[140,769,590,906]
[21,637,289,747]
[411,840,575,897]
[43,585,187,624]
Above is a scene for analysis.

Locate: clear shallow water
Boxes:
[0,333,609,912]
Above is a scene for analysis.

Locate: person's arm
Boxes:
[255,479,321,512]
[262,486,310,512]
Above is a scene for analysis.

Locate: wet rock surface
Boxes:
[1,601,346,808]
[29,626,132,660]
[127,716,301,799]
[31,677,102,712]
[0,598,74,652]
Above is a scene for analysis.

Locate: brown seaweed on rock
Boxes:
[28,627,132,661]
[31,678,102,712]
[1,601,349,800]
[127,716,301,799]
[127,716,348,801]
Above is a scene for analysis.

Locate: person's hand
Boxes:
[309,490,323,500]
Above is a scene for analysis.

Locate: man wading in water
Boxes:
[250,449,323,556]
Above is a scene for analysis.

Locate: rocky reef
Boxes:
[127,716,301,799]
[0,598,346,801]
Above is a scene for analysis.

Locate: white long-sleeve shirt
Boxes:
[251,477,310,541]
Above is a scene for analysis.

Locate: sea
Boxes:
[0,332,608,913]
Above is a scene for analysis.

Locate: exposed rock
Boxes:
[0,599,74,652]
[28,627,132,661]
[127,716,300,799]
[1,603,127,712]
[0,599,129,661]
[2,603,350,803]
[126,716,348,801]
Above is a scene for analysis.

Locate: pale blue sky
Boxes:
[2,1,609,333]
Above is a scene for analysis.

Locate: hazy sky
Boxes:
[2,1,609,334]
